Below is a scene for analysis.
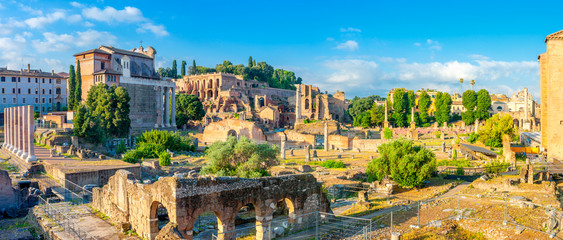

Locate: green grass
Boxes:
[436,158,472,168]
[320,160,346,168]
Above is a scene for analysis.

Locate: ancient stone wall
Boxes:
[202,119,266,144]
[93,170,331,240]
[0,170,17,210]
[352,139,386,152]
[328,135,352,150]
[120,83,158,132]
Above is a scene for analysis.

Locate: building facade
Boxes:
[538,30,563,160]
[74,45,176,134]
[0,65,67,115]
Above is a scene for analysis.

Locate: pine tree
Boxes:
[171,60,177,78]
[248,56,253,67]
[74,60,82,110]
[68,65,76,110]
[253,60,256,67]
[181,60,186,77]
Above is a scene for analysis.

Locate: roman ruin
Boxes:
[2,105,36,163]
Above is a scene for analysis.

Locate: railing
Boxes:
[38,196,98,240]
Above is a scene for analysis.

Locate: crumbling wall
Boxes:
[352,139,386,151]
[202,119,266,144]
[0,170,17,210]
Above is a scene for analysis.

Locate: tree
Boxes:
[383,127,393,139]
[248,56,253,67]
[176,94,205,128]
[181,60,187,77]
[347,97,375,120]
[366,140,436,188]
[462,90,477,125]
[370,104,385,127]
[435,92,452,124]
[191,60,197,75]
[201,136,279,178]
[478,113,517,147]
[418,91,431,124]
[68,65,76,110]
[74,60,82,109]
[113,87,131,137]
[171,60,177,78]
[475,89,491,120]
[73,104,86,137]
[407,90,415,110]
[392,89,408,127]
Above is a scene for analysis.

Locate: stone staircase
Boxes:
[0,146,43,173]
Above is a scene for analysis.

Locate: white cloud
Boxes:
[335,40,359,51]
[67,14,83,23]
[469,54,490,60]
[70,2,85,8]
[82,6,146,23]
[426,39,442,51]
[19,4,43,15]
[25,11,66,28]
[340,27,361,33]
[137,22,169,37]
[0,18,26,35]
[42,58,64,72]
[413,42,421,47]
[0,34,32,70]
[32,30,117,53]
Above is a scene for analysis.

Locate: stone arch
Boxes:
[208,79,213,88]
[207,90,213,99]
[227,129,237,138]
[513,118,520,128]
[258,97,265,108]
[216,78,220,88]
[304,99,309,110]
[149,201,170,238]
[186,208,224,240]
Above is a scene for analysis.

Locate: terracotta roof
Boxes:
[100,45,153,59]
[93,69,122,75]
[0,68,65,78]
[73,48,110,56]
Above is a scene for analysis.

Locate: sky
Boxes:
[0,0,561,101]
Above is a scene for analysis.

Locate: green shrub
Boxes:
[321,160,346,169]
[115,140,127,155]
[468,132,478,143]
[137,130,195,152]
[456,166,465,175]
[200,136,279,178]
[366,140,436,188]
[435,131,441,139]
[452,149,457,160]
[122,143,165,163]
[383,127,393,140]
[158,151,171,166]
[436,159,471,168]
[484,160,510,174]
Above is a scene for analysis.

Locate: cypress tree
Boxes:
[68,65,76,110]
[171,60,177,78]
[248,56,253,67]
[181,60,186,77]
[74,60,82,109]
[192,60,197,75]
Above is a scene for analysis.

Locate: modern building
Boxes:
[0,64,67,115]
[74,45,176,134]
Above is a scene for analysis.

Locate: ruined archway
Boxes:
[305,99,310,110]
[227,129,237,138]
[513,119,520,128]
[149,201,170,237]
[192,210,221,240]
[234,203,257,238]
[207,90,213,99]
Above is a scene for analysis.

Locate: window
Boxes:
[34,106,38,111]
[49,79,51,84]
[35,89,38,94]
[2,98,5,104]
[28,78,30,83]
[17,77,20,82]
[11,77,16,82]
[12,98,16,103]
[35,78,38,83]
[12,88,15,94]
[56,88,61,95]
[49,89,52,94]
[22,98,26,103]
[42,98,45,103]
[35,98,38,104]
[28,89,31,94]
[17,88,20,94]
[1,76,4,82]
[42,78,45,83]
[101,62,105,70]
[56,79,61,84]
[1,88,3,94]
[42,106,45,112]
[48,98,51,103]
[42,89,45,94]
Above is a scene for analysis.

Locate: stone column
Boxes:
[474,118,479,133]
[171,87,176,127]
[410,107,416,129]
[155,86,163,128]
[17,107,24,157]
[26,106,36,162]
[280,138,286,160]
[164,87,171,127]
[256,210,274,240]
[384,101,389,129]
[21,106,29,160]
[305,145,311,161]
[8,108,14,152]
[295,85,301,120]
[4,108,9,149]
[324,121,329,151]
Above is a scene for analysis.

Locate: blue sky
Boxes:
[1,0,561,100]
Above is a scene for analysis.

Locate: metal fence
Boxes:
[38,196,98,240]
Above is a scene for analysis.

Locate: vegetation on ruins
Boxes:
[484,159,510,175]
[369,104,385,127]
[477,113,517,147]
[383,127,393,139]
[434,92,452,124]
[73,84,131,143]
[462,90,477,125]
[392,88,409,127]
[366,140,436,188]
[175,94,205,128]
[320,160,346,169]
[475,89,492,121]
[160,57,303,90]
[68,65,76,110]
[200,136,279,178]
[158,151,171,166]
[347,95,385,127]
[122,130,195,163]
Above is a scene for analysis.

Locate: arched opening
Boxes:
[55,87,61,95]
[207,90,213,99]
[192,211,221,240]
[149,201,170,237]
[258,97,265,108]
[208,79,213,88]
[227,130,237,138]
[234,203,257,238]
[274,198,295,220]
[216,79,220,88]
[304,99,309,110]
[496,106,503,112]
[513,119,520,128]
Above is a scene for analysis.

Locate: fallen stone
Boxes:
[299,165,313,172]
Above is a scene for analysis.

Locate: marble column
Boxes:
[280,138,286,160]
[164,87,171,127]
[8,108,14,152]
[295,85,301,120]
[4,108,9,149]
[21,106,29,160]
[171,88,176,127]
[155,86,163,128]
[384,101,389,129]
[17,107,24,157]
[26,106,36,162]
[324,121,329,151]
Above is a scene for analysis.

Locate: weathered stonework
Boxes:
[92,170,331,240]
[201,119,266,144]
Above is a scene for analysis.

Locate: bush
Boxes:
[484,160,510,175]
[321,160,346,169]
[467,132,478,143]
[436,159,471,168]
[115,140,127,155]
[452,149,457,160]
[383,127,393,140]
[366,140,436,187]
[456,166,464,176]
[122,143,165,163]
[435,131,441,139]
[137,130,195,152]
[158,151,171,166]
[200,136,279,178]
